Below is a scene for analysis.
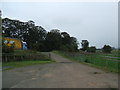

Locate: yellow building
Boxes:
[3,37,22,49]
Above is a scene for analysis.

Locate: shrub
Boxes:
[102,45,112,53]
[87,46,96,53]
[2,40,15,53]
[60,44,78,52]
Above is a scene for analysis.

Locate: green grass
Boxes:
[102,50,120,57]
[3,60,54,70]
[53,50,119,73]
[2,50,55,70]
[71,55,119,73]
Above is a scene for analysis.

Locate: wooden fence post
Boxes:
[106,59,108,69]
[21,56,23,61]
[49,53,51,59]
[13,56,16,61]
[5,56,7,62]
[91,55,92,64]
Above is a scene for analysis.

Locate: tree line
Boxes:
[2,18,113,53]
[80,40,112,53]
[2,18,78,52]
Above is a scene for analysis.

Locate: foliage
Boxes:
[102,45,112,53]
[61,32,71,45]
[2,39,15,53]
[57,51,119,73]
[32,42,46,52]
[60,36,78,52]
[2,18,79,52]
[2,18,47,50]
[81,40,89,51]
[87,46,96,53]
[60,32,78,52]
[45,29,62,51]
[70,37,79,51]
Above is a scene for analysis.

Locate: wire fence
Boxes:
[62,52,119,72]
[2,53,51,62]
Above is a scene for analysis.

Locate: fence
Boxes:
[2,53,51,62]
[62,52,119,72]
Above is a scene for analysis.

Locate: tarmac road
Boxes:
[2,52,118,88]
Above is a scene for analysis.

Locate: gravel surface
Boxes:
[2,52,118,88]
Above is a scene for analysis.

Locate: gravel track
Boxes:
[3,52,118,88]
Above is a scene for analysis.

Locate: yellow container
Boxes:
[3,37,22,49]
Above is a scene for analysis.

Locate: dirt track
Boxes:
[3,52,118,88]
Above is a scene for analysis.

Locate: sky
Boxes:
[1,1,118,48]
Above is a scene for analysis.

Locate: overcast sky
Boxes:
[1,2,118,48]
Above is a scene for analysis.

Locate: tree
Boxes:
[102,45,112,53]
[45,29,62,51]
[60,32,79,52]
[70,37,79,51]
[61,32,71,45]
[2,18,79,52]
[87,46,96,53]
[2,18,47,50]
[81,40,89,51]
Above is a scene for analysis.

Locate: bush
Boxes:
[60,45,69,51]
[32,43,46,52]
[87,46,96,53]
[102,45,112,53]
[2,43,14,53]
[60,44,78,52]
[2,39,15,53]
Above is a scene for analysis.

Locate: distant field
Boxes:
[101,50,120,57]
[54,50,120,73]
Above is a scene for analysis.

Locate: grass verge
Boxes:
[53,50,119,73]
[3,60,54,70]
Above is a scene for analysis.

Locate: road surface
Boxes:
[3,52,118,88]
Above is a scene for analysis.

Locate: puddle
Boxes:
[93,72,102,74]
[59,62,73,64]
[89,71,102,74]
[2,66,13,70]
